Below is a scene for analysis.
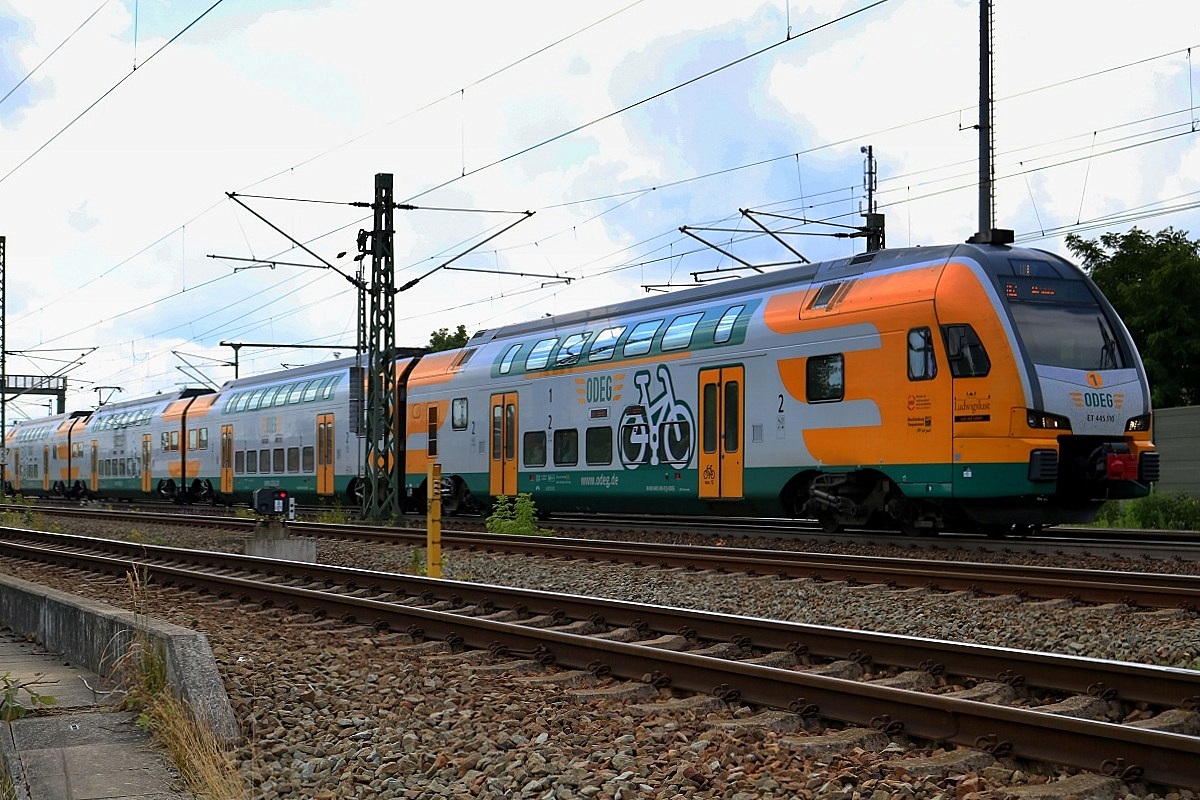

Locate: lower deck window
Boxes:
[553,429,578,466]
[523,431,546,467]
[585,426,612,465]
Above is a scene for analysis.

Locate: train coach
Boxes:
[3,236,1160,534]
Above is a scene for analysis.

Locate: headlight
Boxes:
[1026,409,1071,430]
[1125,413,1152,433]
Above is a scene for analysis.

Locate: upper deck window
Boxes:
[714,305,745,344]
[526,338,558,371]
[555,333,591,367]
[662,313,703,351]
[499,343,522,375]
[623,320,662,358]
[588,327,625,362]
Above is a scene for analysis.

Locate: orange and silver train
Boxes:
[3,238,1159,534]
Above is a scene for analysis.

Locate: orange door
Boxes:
[489,392,519,497]
[142,435,152,493]
[42,446,50,492]
[219,425,234,494]
[317,414,335,496]
[90,440,99,492]
[698,366,744,499]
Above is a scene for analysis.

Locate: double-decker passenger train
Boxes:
[3,237,1160,534]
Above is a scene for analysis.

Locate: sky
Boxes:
[1,0,1197,420]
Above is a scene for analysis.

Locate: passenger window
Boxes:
[806,354,844,402]
[553,429,579,466]
[451,398,468,431]
[585,426,612,465]
[714,305,745,344]
[287,447,300,473]
[662,313,703,351]
[235,451,245,473]
[273,448,286,473]
[246,388,266,410]
[555,333,591,367]
[523,431,547,467]
[940,324,991,378]
[288,382,308,404]
[246,451,258,473]
[303,381,321,402]
[623,320,662,357]
[907,327,937,381]
[302,446,314,472]
[272,385,290,406]
[588,327,625,362]
[260,449,271,473]
[526,338,558,371]
[499,343,522,375]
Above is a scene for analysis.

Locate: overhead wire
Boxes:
[0,0,112,110]
[0,0,229,188]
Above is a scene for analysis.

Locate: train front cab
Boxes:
[936,247,1158,530]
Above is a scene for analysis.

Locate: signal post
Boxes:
[426,462,442,578]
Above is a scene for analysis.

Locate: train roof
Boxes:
[470,242,1042,344]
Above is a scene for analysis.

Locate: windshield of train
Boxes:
[1000,258,1126,371]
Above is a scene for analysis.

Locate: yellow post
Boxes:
[426,462,442,578]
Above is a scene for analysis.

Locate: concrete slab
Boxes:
[13,712,185,799]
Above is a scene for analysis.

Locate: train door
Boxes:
[90,440,98,493]
[219,425,234,494]
[142,435,152,493]
[489,392,519,497]
[316,414,335,496]
[698,366,744,499]
[42,446,49,492]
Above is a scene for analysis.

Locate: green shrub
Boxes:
[1093,492,1200,530]
[486,493,551,536]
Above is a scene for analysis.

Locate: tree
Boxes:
[428,324,469,352]
[1066,227,1200,407]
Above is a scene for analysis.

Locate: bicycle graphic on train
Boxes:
[618,365,696,470]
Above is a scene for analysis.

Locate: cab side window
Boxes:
[940,324,991,377]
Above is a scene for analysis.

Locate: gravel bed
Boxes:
[1,519,1198,799]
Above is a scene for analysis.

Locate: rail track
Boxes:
[7,504,1200,610]
[8,499,1200,560]
[0,527,1197,789]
